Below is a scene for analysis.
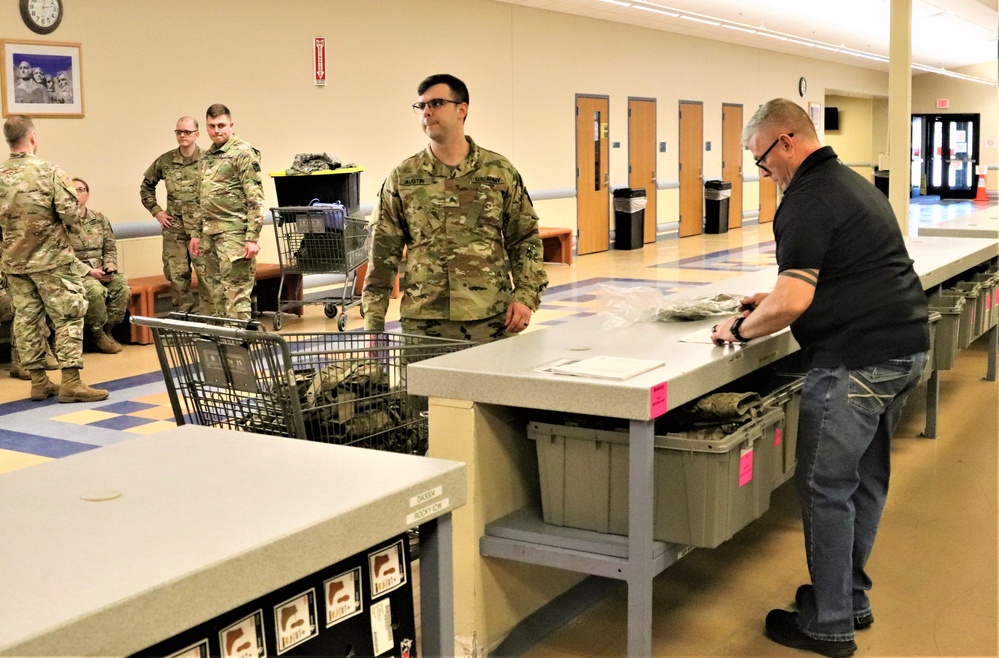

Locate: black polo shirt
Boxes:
[774,146,929,369]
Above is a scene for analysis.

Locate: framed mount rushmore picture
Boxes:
[1,40,83,118]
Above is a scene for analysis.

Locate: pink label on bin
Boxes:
[650,382,668,417]
[775,427,782,447]
[987,296,992,311]
[738,447,754,487]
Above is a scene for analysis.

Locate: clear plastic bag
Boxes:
[600,285,743,330]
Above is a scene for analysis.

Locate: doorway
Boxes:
[912,113,980,199]
[721,103,744,230]
[678,101,704,237]
[628,98,657,243]
[576,95,610,255]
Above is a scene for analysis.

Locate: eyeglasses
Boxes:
[74,187,88,194]
[755,133,793,174]
[412,98,462,113]
[174,129,197,136]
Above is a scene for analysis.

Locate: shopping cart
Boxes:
[131,313,471,454]
[271,204,368,331]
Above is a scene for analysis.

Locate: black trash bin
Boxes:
[873,170,889,198]
[704,180,732,234]
[613,188,646,250]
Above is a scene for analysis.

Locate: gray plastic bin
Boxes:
[923,312,941,384]
[953,281,985,341]
[947,282,983,346]
[927,292,965,370]
[972,271,999,330]
[528,407,783,548]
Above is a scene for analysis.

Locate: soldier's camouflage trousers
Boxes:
[5,265,87,370]
[162,224,206,313]
[201,230,256,320]
[400,312,509,344]
[0,285,12,323]
[81,274,131,329]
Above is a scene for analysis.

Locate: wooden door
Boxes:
[678,101,704,237]
[576,95,610,255]
[628,98,657,243]
[759,176,778,223]
[722,103,744,230]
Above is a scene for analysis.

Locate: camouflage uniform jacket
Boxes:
[0,152,80,274]
[139,146,205,235]
[192,135,264,242]
[69,208,119,271]
[363,137,548,329]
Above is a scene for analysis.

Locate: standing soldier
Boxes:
[0,115,108,403]
[188,104,264,320]
[363,74,548,342]
[140,116,205,313]
[70,178,131,353]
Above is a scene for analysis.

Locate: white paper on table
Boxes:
[547,356,663,380]
[678,327,719,344]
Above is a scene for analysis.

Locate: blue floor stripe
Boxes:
[0,429,96,458]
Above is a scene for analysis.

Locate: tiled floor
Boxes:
[0,203,996,657]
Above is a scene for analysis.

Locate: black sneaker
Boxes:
[765,609,857,658]
[796,584,874,630]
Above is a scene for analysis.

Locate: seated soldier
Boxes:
[69,178,131,354]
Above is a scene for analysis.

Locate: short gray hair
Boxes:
[743,98,817,146]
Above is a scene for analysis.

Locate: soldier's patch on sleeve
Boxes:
[251,161,261,172]
[61,174,78,197]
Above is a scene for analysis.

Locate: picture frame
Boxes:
[1,40,83,118]
[808,101,821,129]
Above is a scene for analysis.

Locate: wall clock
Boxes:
[798,76,808,98]
[20,0,64,35]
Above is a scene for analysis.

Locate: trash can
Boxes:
[704,180,732,234]
[873,170,889,197]
[613,188,646,250]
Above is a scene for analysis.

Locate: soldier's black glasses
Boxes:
[412,99,463,113]
[174,129,197,136]
[755,133,793,174]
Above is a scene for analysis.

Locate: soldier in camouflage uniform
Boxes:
[362,74,548,343]
[0,115,108,403]
[189,104,264,320]
[70,178,131,354]
[140,117,205,313]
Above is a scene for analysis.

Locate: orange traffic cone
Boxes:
[975,171,988,202]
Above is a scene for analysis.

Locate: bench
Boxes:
[539,227,573,265]
[126,263,301,345]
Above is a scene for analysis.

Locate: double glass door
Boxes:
[911,113,980,199]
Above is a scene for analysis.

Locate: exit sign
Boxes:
[936,99,949,109]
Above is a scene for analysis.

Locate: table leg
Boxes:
[986,324,997,382]
[419,513,454,658]
[922,369,939,438]
[626,419,655,657]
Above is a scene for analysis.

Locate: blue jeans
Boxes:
[794,352,927,641]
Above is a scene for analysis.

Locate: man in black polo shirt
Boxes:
[711,98,928,658]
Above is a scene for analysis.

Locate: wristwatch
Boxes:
[730,316,749,343]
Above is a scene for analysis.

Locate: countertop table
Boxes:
[408,235,997,657]
[0,425,466,657]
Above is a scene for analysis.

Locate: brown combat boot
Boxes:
[9,345,30,380]
[29,369,60,401]
[59,368,109,403]
[89,327,123,354]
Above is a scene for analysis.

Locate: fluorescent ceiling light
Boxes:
[599,0,631,6]
[722,24,758,34]
[680,15,721,26]
[756,31,788,41]
[633,4,679,17]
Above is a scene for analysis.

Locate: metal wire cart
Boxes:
[131,314,471,454]
[271,204,368,331]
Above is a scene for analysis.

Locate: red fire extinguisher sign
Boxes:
[315,38,326,86]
